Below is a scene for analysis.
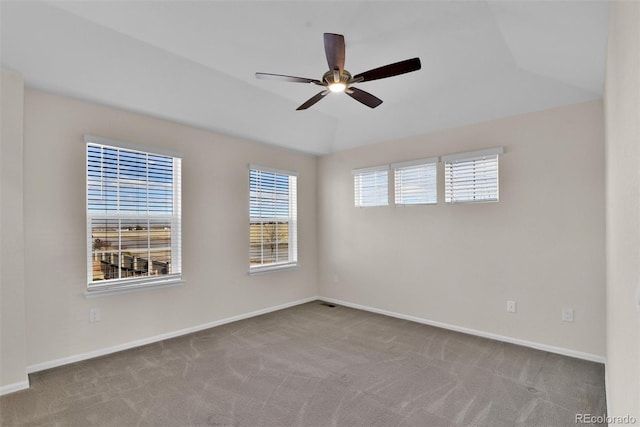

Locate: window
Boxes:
[249,166,297,272]
[443,147,503,203]
[353,165,389,207]
[393,157,438,205]
[86,135,182,293]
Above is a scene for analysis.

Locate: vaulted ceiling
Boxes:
[1,1,609,154]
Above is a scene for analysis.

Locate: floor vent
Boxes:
[320,302,336,308]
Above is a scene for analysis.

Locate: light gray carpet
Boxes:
[1,301,606,426]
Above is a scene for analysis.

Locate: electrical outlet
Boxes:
[89,308,101,323]
[506,300,517,313]
[562,308,574,322]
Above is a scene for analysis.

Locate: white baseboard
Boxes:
[319,296,606,364]
[26,296,317,375]
[0,380,29,396]
[13,294,604,396]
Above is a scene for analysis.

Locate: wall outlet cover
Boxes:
[562,308,574,322]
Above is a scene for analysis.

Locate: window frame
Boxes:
[85,135,183,295]
[249,165,298,274]
[353,165,390,207]
[392,157,439,206]
[443,147,503,204]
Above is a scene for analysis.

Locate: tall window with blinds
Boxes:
[86,136,182,292]
[249,166,298,272]
[443,147,503,203]
[353,166,389,207]
[393,158,438,205]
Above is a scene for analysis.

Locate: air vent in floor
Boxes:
[320,302,336,308]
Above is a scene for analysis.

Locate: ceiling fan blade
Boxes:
[353,57,421,82]
[255,73,322,85]
[296,91,329,110]
[324,33,345,79]
[346,87,383,108]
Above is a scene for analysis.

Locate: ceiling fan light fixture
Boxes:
[328,82,347,93]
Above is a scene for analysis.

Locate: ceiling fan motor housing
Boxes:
[323,70,352,85]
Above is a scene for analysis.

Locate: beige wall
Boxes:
[19,89,317,370]
[0,70,29,390]
[605,1,640,420]
[318,100,605,358]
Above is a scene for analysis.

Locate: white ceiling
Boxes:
[0,1,609,155]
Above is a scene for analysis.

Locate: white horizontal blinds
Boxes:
[443,147,503,203]
[249,167,297,269]
[288,176,298,266]
[86,140,181,289]
[353,165,389,207]
[393,158,438,205]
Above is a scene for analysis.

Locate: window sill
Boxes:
[446,198,499,204]
[249,263,299,276]
[85,278,185,298]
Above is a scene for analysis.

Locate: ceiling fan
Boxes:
[255,33,421,110]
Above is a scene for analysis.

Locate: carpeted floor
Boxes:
[0,301,606,426]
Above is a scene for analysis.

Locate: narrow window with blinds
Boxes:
[86,135,182,293]
[249,166,298,273]
[353,165,389,207]
[393,157,438,205]
[443,147,503,203]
